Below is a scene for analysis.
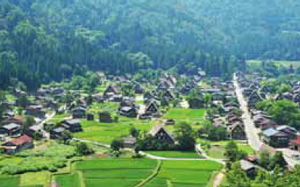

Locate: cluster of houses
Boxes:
[204,78,247,141]
[236,72,300,149]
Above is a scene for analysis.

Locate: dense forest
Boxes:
[1,0,300,90]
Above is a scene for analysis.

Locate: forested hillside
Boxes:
[1,0,300,90]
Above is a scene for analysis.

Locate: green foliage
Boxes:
[224,141,247,162]
[1,143,76,174]
[75,142,94,156]
[202,121,227,141]
[174,122,196,151]
[110,139,124,151]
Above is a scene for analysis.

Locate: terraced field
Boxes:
[0,175,43,187]
[146,160,222,187]
[56,159,158,187]
[55,159,222,187]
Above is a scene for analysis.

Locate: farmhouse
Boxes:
[2,135,34,154]
[290,135,300,152]
[262,128,290,148]
[72,107,86,119]
[86,113,94,121]
[240,160,256,177]
[26,105,46,118]
[119,106,138,118]
[104,85,121,98]
[61,119,82,133]
[150,125,175,144]
[99,112,112,123]
[145,101,159,114]
[50,127,66,139]
[0,123,21,137]
[227,122,246,140]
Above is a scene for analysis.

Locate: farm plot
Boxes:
[146,151,203,159]
[164,109,206,119]
[56,159,158,187]
[74,118,152,144]
[146,160,222,187]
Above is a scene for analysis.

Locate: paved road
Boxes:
[233,74,262,151]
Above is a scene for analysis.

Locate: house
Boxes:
[261,128,290,148]
[276,126,297,140]
[0,123,21,137]
[0,116,23,126]
[60,119,82,133]
[26,105,46,118]
[104,85,121,98]
[119,106,137,118]
[72,107,86,119]
[2,135,34,154]
[240,160,256,177]
[150,125,175,144]
[165,119,175,126]
[99,112,112,123]
[123,136,137,148]
[212,92,224,101]
[145,101,159,114]
[86,114,94,121]
[290,135,300,152]
[227,122,246,140]
[50,127,66,139]
[25,125,43,138]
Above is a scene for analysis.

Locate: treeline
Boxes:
[2,0,300,90]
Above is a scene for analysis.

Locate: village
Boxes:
[1,69,300,187]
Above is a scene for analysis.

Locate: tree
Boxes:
[18,94,29,108]
[224,141,246,162]
[130,127,139,138]
[226,162,251,187]
[269,152,287,170]
[110,139,124,151]
[22,116,36,133]
[174,122,195,150]
[76,142,94,156]
[259,150,271,169]
[203,94,212,108]
[33,131,43,140]
[59,131,73,144]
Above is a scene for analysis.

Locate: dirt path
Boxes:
[213,172,225,187]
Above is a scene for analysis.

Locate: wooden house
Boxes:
[50,127,66,139]
[60,119,82,133]
[227,122,246,140]
[72,107,86,119]
[2,135,33,154]
[261,128,290,148]
[0,123,21,137]
[26,105,46,118]
[149,125,175,144]
[240,160,256,178]
[119,106,137,118]
[99,112,112,123]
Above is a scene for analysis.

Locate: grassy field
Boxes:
[74,118,153,144]
[146,151,203,158]
[146,160,222,187]
[19,171,50,187]
[164,109,206,119]
[56,159,158,187]
[200,140,255,159]
[55,172,81,187]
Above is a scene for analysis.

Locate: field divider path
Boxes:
[135,160,162,187]
[77,171,86,187]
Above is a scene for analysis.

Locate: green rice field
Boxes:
[164,109,206,119]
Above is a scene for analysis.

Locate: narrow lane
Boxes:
[233,73,262,151]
